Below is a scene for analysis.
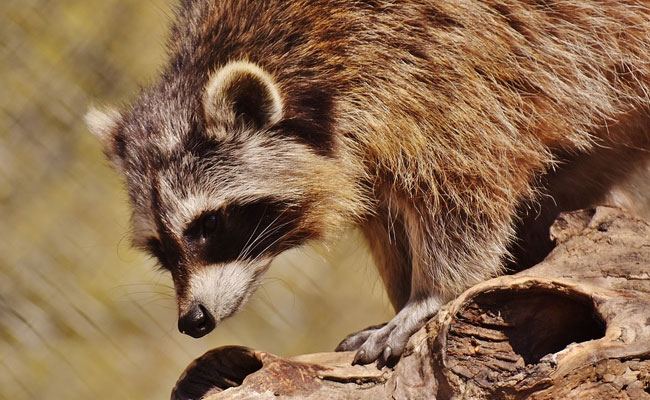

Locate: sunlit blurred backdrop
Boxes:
[0,1,393,399]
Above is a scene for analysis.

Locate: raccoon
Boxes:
[87,0,650,365]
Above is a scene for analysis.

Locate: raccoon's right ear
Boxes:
[85,106,124,168]
[203,61,283,130]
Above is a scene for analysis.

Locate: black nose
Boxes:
[178,303,215,338]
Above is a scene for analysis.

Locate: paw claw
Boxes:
[352,349,365,365]
[342,300,438,365]
[336,323,389,352]
[382,346,392,363]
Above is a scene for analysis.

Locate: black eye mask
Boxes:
[183,199,305,265]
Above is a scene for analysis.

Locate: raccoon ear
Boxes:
[203,61,283,130]
[85,106,123,164]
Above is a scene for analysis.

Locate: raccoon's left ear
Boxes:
[203,61,283,130]
[85,106,124,167]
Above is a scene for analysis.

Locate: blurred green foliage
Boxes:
[0,1,392,399]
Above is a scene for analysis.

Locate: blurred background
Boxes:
[0,1,392,399]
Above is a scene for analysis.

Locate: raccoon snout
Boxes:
[178,303,216,338]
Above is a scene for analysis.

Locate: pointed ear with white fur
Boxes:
[85,106,123,166]
[203,61,283,130]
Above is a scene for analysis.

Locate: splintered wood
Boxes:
[172,207,650,399]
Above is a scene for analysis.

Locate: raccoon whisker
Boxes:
[116,290,176,298]
[261,276,291,287]
[238,203,273,260]
[112,282,175,290]
[246,208,292,248]
[239,219,283,260]
[246,235,290,267]
[238,210,293,259]
[248,228,296,265]
[237,207,288,260]
[239,218,297,260]
[139,298,177,309]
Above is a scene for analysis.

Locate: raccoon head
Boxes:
[87,61,360,338]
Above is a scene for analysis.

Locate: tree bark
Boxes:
[172,207,650,399]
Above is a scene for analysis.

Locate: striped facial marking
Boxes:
[145,197,307,269]
[142,195,308,328]
[182,199,306,265]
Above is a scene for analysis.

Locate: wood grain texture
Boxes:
[172,207,650,399]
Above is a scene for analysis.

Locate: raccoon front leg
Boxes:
[350,218,447,365]
[360,207,413,311]
[336,209,412,353]
[338,202,446,364]
[344,200,508,365]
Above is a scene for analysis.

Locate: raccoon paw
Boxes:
[349,319,413,367]
[335,323,387,352]
[347,298,441,366]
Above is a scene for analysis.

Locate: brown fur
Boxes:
[88,0,650,364]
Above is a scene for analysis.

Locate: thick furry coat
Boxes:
[88,0,650,364]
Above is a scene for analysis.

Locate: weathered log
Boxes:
[172,207,650,399]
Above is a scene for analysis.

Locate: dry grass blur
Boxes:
[0,1,392,399]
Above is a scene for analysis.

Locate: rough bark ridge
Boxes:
[172,207,650,399]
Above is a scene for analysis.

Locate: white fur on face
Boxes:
[159,178,229,236]
[186,258,272,323]
[128,136,316,248]
[153,135,318,236]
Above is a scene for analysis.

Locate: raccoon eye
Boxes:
[201,214,219,238]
